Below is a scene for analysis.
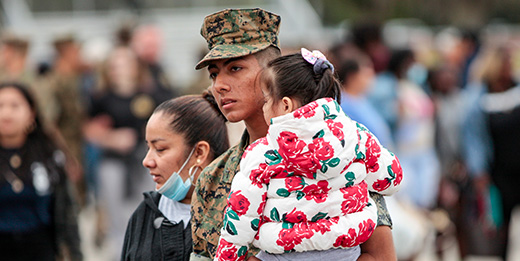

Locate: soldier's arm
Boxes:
[358,193,396,260]
[358,225,396,260]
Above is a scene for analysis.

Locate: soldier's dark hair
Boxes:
[153,92,229,159]
[261,52,341,106]
[254,46,281,68]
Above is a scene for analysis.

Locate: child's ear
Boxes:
[281,97,297,113]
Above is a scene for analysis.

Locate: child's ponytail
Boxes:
[312,65,341,104]
[263,49,342,106]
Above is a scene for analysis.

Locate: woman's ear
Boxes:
[281,97,298,113]
[194,141,211,166]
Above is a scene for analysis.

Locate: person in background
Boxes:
[0,32,33,86]
[85,45,173,259]
[350,21,390,74]
[36,34,89,201]
[335,46,393,148]
[462,45,520,260]
[131,24,179,98]
[457,29,481,89]
[122,93,229,260]
[191,8,396,261]
[0,82,82,260]
[391,49,439,210]
[426,63,466,258]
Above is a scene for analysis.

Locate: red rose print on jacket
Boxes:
[333,228,357,248]
[277,131,306,156]
[365,134,381,173]
[250,162,288,187]
[325,119,344,141]
[356,219,376,245]
[276,228,304,251]
[249,163,268,188]
[242,137,268,159]
[285,176,305,192]
[293,101,318,119]
[308,137,334,161]
[286,151,321,179]
[310,218,336,234]
[332,218,375,248]
[216,238,242,261]
[372,178,391,192]
[294,222,314,239]
[391,158,403,186]
[265,163,288,179]
[257,192,267,215]
[340,181,368,215]
[228,190,250,216]
[284,208,308,223]
[302,180,330,203]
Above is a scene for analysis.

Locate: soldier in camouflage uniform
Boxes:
[36,35,88,203]
[191,8,396,261]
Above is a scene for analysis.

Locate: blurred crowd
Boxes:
[0,17,519,261]
[326,22,520,260]
[0,23,183,260]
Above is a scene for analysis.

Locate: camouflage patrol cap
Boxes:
[195,8,281,70]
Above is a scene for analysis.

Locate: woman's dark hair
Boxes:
[153,91,229,159]
[262,53,341,106]
[0,82,61,182]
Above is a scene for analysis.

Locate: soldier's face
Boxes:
[208,55,265,125]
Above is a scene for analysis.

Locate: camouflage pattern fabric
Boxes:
[0,70,36,92]
[191,131,251,259]
[42,73,86,162]
[195,8,281,69]
[190,131,393,259]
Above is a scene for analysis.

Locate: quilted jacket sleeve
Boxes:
[214,139,269,261]
[357,123,403,196]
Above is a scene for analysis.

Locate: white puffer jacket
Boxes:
[214,98,403,261]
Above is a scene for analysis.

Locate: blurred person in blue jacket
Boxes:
[335,46,393,149]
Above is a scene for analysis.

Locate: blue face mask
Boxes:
[156,147,195,201]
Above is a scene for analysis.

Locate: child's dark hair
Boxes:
[262,52,341,106]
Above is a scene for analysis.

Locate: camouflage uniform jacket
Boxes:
[42,73,86,162]
[191,131,393,259]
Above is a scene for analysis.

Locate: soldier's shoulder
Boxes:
[201,144,239,175]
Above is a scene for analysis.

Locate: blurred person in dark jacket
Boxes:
[84,45,174,259]
[0,82,82,260]
[131,24,179,98]
[462,45,520,259]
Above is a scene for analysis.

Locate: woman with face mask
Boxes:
[121,92,229,261]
